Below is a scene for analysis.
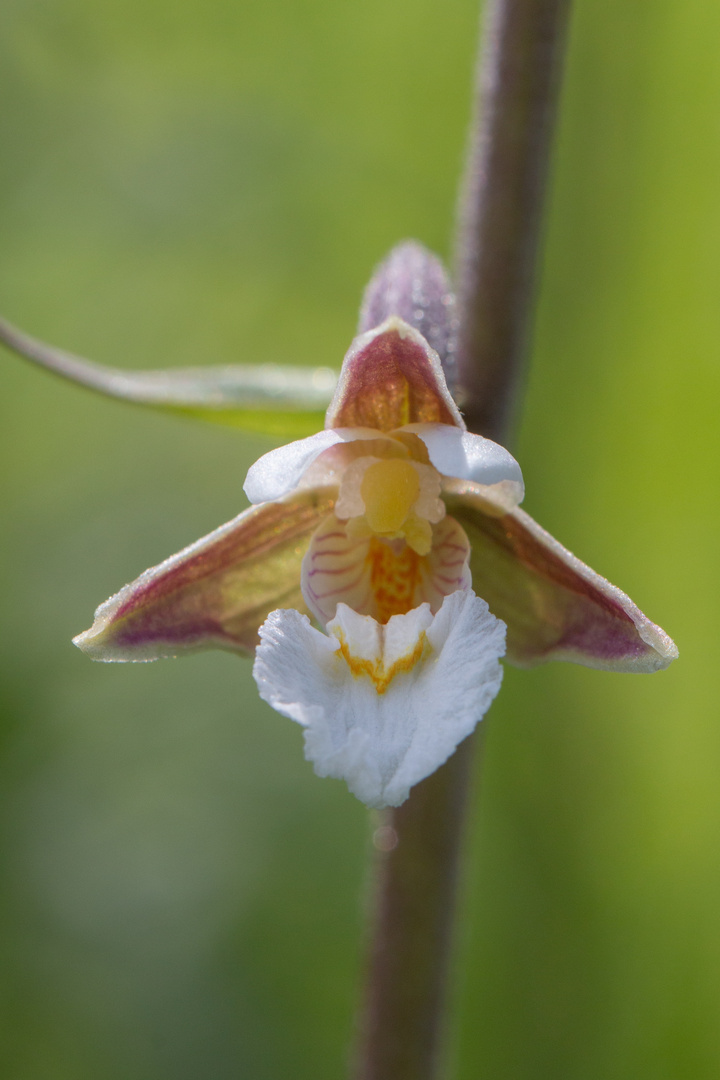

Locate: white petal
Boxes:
[253,590,506,808]
[402,423,525,504]
[243,427,401,503]
[243,429,344,503]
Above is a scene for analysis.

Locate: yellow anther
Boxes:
[360,459,420,535]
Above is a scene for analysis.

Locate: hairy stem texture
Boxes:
[456,0,572,443]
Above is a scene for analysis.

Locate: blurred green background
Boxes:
[0,0,718,1076]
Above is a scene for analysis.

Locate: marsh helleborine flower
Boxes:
[73,245,677,808]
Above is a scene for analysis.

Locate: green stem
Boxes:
[351,734,482,1080]
[352,2,572,1077]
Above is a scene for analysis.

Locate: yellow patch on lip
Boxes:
[335,628,430,695]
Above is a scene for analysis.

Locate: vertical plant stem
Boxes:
[352,734,481,1080]
[456,0,572,443]
[352,2,572,1079]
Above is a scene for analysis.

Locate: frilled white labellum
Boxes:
[253,589,506,808]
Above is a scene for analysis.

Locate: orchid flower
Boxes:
[69,248,677,809]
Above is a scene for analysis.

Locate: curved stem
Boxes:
[352,2,572,1077]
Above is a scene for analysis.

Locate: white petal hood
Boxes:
[243,427,399,504]
[244,423,524,507]
[405,423,524,503]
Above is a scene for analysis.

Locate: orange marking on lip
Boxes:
[366,537,422,623]
[336,630,429,695]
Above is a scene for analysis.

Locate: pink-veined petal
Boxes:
[402,422,524,502]
[300,513,472,626]
[326,317,465,432]
[300,514,374,626]
[73,488,336,660]
[421,515,473,606]
[443,481,678,672]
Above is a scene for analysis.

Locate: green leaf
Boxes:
[0,313,336,436]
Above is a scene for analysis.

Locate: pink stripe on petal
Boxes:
[326,318,464,433]
[302,512,472,627]
[412,516,473,613]
[301,516,373,624]
[443,480,677,672]
[74,488,336,660]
